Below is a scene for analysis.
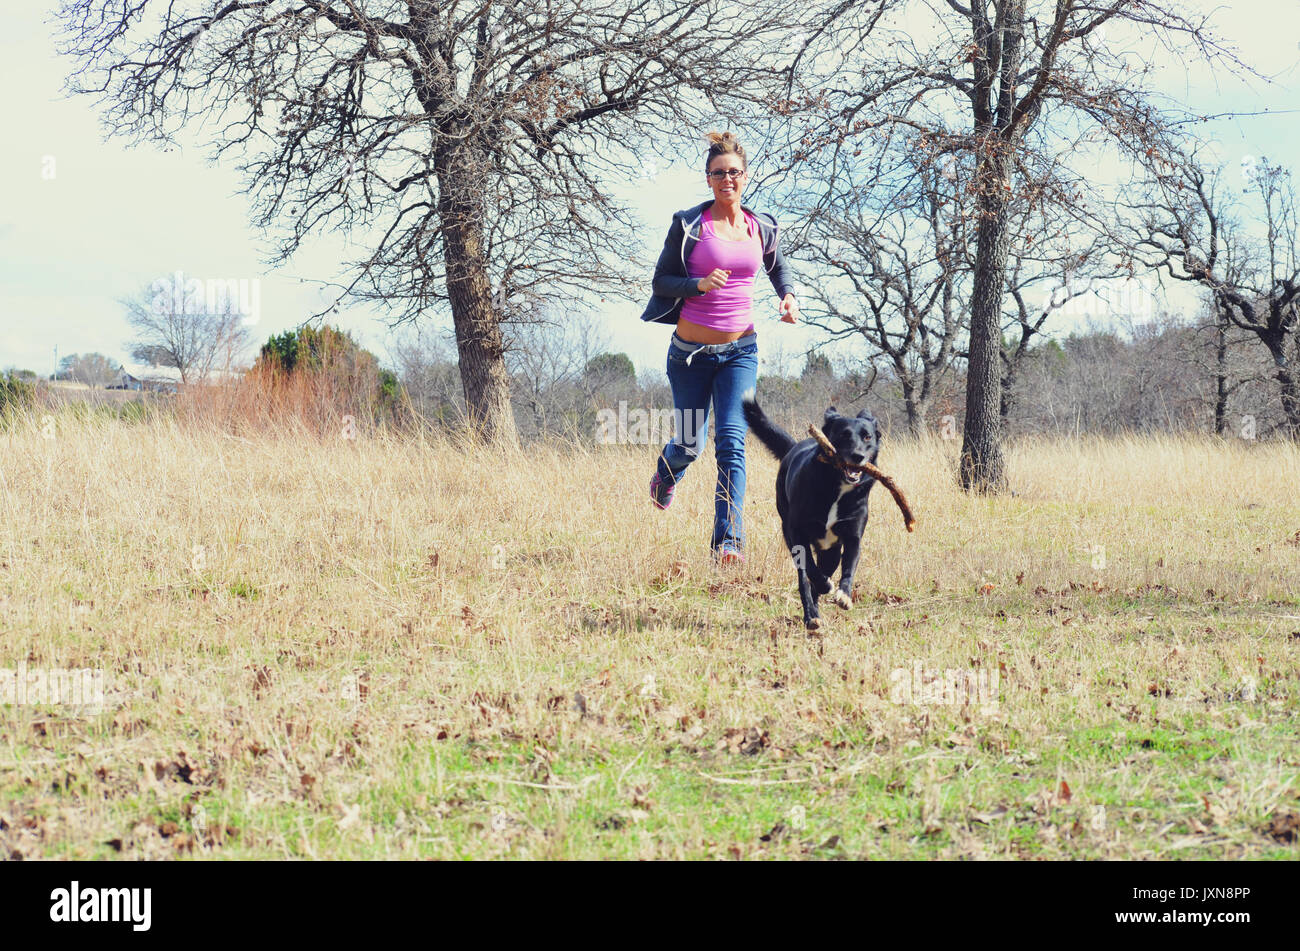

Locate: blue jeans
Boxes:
[656,332,759,551]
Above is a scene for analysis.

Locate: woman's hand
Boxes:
[779,293,801,323]
[697,268,731,293]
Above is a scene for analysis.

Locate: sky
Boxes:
[1,1,1298,383]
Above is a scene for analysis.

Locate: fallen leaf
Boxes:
[970,806,1009,824]
[1262,811,1299,843]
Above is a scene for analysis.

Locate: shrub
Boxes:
[0,371,36,416]
[179,324,407,436]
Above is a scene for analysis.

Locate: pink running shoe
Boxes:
[650,471,676,510]
[715,544,744,567]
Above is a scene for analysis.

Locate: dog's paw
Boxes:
[812,575,833,597]
[831,589,852,611]
[805,616,821,632]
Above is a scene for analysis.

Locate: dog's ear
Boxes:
[856,408,880,440]
[823,407,839,423]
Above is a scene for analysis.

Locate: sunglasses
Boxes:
[707,168,746,181]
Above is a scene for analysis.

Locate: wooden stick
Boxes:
[808,425,917,533]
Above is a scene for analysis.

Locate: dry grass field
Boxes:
[1,405,1298,859]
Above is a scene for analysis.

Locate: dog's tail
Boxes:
[742,390,797,459]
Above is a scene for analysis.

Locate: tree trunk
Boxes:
[899,376,924,437]
[960,149,1013,493]
[1213,309,1228,436]
[999,362,1015,426]
[436,144,518,445]
[1264,333,1300,438]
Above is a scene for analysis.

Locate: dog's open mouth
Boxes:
[842,466,864,485]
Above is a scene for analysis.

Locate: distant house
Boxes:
[109,363,243,393]
[111,364,185,394]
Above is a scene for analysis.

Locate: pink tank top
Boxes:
[679,208,763,332]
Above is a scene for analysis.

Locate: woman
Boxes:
[639,131,800,564]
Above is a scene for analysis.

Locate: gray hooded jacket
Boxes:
[639,199,796,324]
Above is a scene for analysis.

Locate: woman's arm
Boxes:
[651,217,706,299]
[765,243,796,301]
[765,240,800,322]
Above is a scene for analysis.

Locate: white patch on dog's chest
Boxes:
[815,484,854,550]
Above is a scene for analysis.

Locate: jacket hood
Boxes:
[639,198,791,324]
[675,200,780,252]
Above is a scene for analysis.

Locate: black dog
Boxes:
[742,393,881,631]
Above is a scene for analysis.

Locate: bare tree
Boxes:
[785,144,967,436]
[121,278,251,384]
[781,0,1241,489]
[60,0,795,442]
[1204,301,1260,437]
[504,308,610,437]
[999,206,1109,424]
[1125,152,1300,435]
[390,328,465,425]
[784,134,1110,437]
[1009,311,1246,435]
[59,352,119,387]
[1177,252,1260,436]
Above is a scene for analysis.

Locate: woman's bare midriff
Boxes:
[674,316,755,343]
